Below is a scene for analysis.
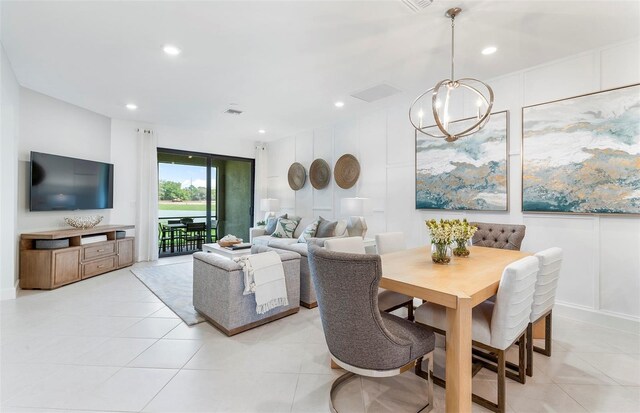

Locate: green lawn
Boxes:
[159,203,212,211]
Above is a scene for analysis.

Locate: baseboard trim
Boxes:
[555,301,640,335]
[1,279,18,300]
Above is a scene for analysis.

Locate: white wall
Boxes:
[17,88,113,232]
[1,43,20,299]
[266,38,640,331]
[156,124,256,160]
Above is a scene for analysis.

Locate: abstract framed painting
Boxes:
[415,110,509,211]
[522,83,640,215]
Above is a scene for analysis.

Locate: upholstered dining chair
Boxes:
[474,248,563,380]
[414,256,539,413]
[325,236,416,321]
[307,245,436,413]
[526,247,563,376]
[470,222,526,251]
[375,232,417,319]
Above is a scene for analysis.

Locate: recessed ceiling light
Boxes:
[334,101,345,108]
[163,44,182,56]
[258,129,266,134]
[481,46,497,55]
[125,103,137,110]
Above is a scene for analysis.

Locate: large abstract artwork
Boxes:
[415,111,509,211]
[522,84,640,214]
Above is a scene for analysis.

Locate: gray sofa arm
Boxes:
[250,227,267,242]
[193,252,243,271]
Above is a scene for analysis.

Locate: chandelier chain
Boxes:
[450,13,455,81]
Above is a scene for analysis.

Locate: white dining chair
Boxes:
[325,235,416,321]
[414,255,539,413]
[375,231,406,255]
[474,248,563,380]
[526,247,563,376]
[375,232,415,320]
[324,236,366,254]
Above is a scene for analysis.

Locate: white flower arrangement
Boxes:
[425,219,453,245]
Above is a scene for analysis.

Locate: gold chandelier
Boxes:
[409,7,494,142]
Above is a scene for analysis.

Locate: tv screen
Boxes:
[30,152,114,211]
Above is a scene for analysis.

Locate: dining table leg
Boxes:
[170,228,175,253]
[445,295,472,413]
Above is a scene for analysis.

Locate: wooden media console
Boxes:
[20,225,135,290]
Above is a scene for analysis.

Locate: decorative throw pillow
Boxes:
[264,214,287,235]
[315,216,338,238]
[271,218,298,238]
[297,219,320,243]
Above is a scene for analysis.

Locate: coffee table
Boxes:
[202,243,252,260]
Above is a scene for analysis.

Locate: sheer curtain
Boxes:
[136,129,159,261]
[254,142,268,224]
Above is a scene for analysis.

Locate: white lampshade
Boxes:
[260,198,280,212]
[341,197,369,216]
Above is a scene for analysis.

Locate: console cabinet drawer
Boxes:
[82,256,116,278]
[82,241,116,261]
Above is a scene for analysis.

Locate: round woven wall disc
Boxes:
[287,162,306,190]
[309,159,331,189]
[334,154,360,189]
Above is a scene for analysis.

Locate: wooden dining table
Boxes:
[380,245,530,413]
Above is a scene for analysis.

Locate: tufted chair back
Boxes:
[490,256,539,350]
[470,222,526,251]
[531,248,563,322]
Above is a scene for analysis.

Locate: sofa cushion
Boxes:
[293,217,314,238]
[268,238,298,247]
[316,216,338,238]
[265,214,287,235]
[252,235,273,246]
[272,217,298,238]
[270,242,309,256]
[335,219,348,237]
[297,219,320,243]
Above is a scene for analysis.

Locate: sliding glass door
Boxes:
[157,148,254,257]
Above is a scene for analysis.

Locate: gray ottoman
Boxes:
[193,246,301,336]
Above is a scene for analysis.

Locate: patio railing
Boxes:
[158,216,218,257]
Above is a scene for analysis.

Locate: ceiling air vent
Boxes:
[351,84,402,103]
[224,108,243,115]
[400,0,433,13]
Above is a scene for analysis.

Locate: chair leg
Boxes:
[534,312,553,357]
[414,354,434,413]
[331,356,434,413]
[526,322,533,377]
[329,371,356,413]
[472,348,506,413]
[517,333,526,383]
[497,349,506,413]
[407,300,414,322]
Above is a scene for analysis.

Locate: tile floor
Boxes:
[1,255,639,412]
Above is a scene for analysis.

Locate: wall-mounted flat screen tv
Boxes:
[30,152,114,211]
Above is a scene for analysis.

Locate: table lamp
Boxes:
[260,198,280,222]
[341,197,369,238]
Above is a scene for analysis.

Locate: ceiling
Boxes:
[2,1,639,142]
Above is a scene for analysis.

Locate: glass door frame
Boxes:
[157,147,255,247]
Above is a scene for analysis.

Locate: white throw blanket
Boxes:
[234,251,289,314]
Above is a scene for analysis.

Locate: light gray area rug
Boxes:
[131,262,205,325]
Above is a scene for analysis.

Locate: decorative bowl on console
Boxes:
[64,215,104,229]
